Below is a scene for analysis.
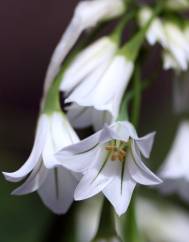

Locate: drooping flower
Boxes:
[43,0,125,96]
[159,121,189,202]
[3,112,79,214]
[55,121,162,216]
[138,7,189,71]
[60,36,134,128]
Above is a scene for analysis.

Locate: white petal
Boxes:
[11,162,48,195]
[75,0,124,29]
[43,14,84,97]
[130,141,162,185]
[42,113,79,169]
[135,132,156,158]
[56,124,113,156]
[74,152,120,200]
[38,167,77,214]
[56,146,100,173]
[110,121,138,141]
[163,51,181,71]
[3,114,48,182]
[67,56,133,118]
[159,122,189,179]
[65,60,110,104]
[67,104,113,131]
[103,167,136,216]
[61,37,116,93]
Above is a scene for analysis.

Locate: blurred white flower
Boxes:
[60,36,134,123]
[43,0,125,96]
[138,7,189,71]
[138,7,166,46]
[3,112,79,214]
[165,0,189,11]
[56,121,161,216]
[137,197,189,242]
[159,121,189,202]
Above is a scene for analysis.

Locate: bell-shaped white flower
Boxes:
[60,36,134,120]
[138,7,189,71]
[3,112,79,214]
[159,121,189,202]
[43,0,125,96]
[56,121,162,216]
[138,7,167,46]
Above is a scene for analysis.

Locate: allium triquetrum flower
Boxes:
[56,121,162,216]
[60,35,134,129]
[3,112,79,214]
[138,7,189,71]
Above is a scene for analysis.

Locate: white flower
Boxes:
[138,7,167,46]
[3,112,79,214]
[163,22,189,70]
[55,121,162,216]
[138,7,189,71]
[165,0,189,11]
[43,0,125,96]
[137,197,189,242]
[159,121,189,202]
[60,36,134,120]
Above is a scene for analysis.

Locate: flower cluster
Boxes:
[3,0,189,241]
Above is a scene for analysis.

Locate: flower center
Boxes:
[105,140,128,162]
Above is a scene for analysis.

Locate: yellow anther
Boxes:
[105,141,127,162]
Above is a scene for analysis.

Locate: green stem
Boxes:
[131,64,141,127]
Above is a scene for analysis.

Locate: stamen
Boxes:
[105,140,128,162]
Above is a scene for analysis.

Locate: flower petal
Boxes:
[11,162,48,195]
[42,113,79,169]
[61,37,116,93]
[56,124,113,156]
[3,114,48,182]
[67,104,113,131]
[110,121,138,141]
[103,166,136,216]
[74,153,120,201]
[127,140,162,185]
[159,122,189,179]
[135,132,156,158]
[56,146,100,173]
[43,16,83,97]
[38,167,77,214]
[129,141,162,185]
[65,60,110,104]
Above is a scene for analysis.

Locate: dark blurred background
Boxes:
[0,0,178,242]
